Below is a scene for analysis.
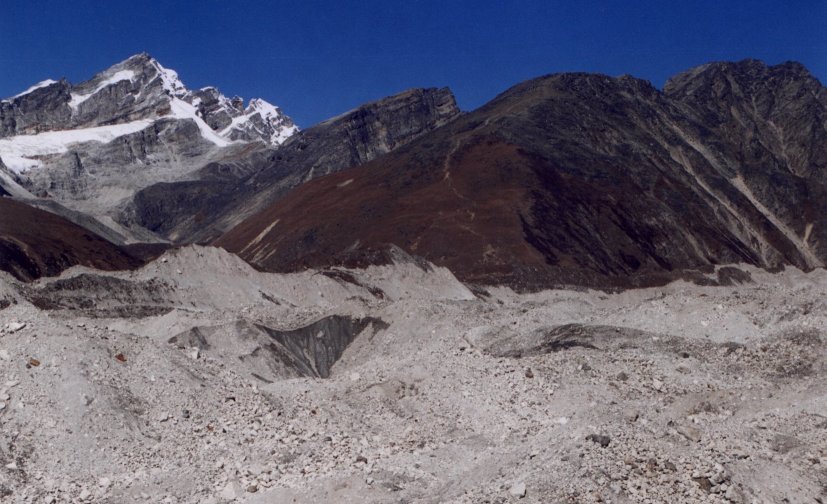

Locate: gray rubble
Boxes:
[0,246,824,503]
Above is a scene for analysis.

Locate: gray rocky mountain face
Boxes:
[0,53,298,242]
[123,87,461,243]
[0,54,458,245]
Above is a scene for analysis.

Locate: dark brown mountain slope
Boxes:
[125,87,459,243]
[216,60,826,290]
[0,198,146,281]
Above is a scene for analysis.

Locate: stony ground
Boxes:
[0,246,825,503]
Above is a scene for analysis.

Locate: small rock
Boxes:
[99,477,111,488]
[349,372,361,382]
[355,455,368,464]
[115,353,127,362]
[44,496,56,504]
[220,481,241,500]
[0,402,5,411]
[0,349,10,361]
[78,488,92,501]
[246,483,258,493]
[5,461,17,470]
[524,368,534,378]
[652,379,664,391]
[616,371,629,381]
[693,476,712,492]
[6,322,26,333]
[586,434,611,447]
[28,357,40,367]
[509,482,527,498]
[677,425,702,443]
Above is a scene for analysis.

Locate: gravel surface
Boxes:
[0,246,824,503]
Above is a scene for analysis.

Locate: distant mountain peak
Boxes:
[1,53,298,147]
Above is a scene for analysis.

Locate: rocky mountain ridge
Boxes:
[216,59,827,290]
[0,53,297,146]
[0,54,460,248]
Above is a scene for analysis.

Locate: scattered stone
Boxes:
[6,322,26,333]
[524,368,534,378]
[220,481,241,500]
[693,476,713,492]
[246,483,258,493]
[586,434,611,447]
[677,425,702,443]
[115,353,127,362]
[509,481,527,498]
[28,357,40,367]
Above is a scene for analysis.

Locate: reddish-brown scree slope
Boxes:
[216,60,827,290]
[0,198,147,281]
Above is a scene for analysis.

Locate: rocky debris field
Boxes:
[0,246,825,503]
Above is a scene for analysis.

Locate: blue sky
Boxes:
[1,0,825,126]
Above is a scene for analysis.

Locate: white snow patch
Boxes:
[151,60,187,96]
[218,97,298,145]
[69,70,136,111]
[168,98,232,147]
[6,79,59,101]
[0,120,154,174]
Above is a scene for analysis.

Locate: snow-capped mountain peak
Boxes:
[1,53,298,148]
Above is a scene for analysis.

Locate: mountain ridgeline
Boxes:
[216,59,827,289]
[1,56,825,288]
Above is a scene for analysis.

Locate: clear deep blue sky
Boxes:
[1,0,825,126]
